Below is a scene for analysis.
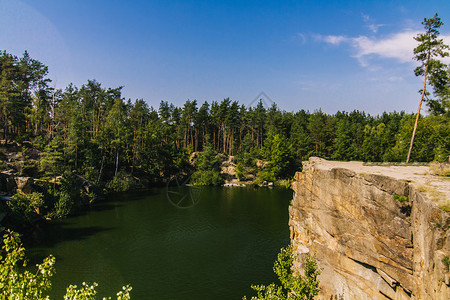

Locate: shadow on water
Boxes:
[25,222,114,264]
[106,188,161,202]
[23,202,123,260]
[73,202,124,215]
[24,189,162,259]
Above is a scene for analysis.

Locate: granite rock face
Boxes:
[289,158,449,299]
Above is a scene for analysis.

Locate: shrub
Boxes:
[46,171,82,219]
[393,194,409,202]
[196,146,221,171]
[190,170,224,186]
[244,244,320,300]
[443,256,450,271]
[430,162,450,176]
[236,162,246,181]
[48,192,73,219]
[0,230,132,299]
[0,230,55,299]
[255,169,275,185]
[8,191,44,223]
[106,171,137,192]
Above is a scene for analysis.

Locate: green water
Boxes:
[28,186,292,299]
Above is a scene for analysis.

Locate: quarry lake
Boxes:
[27,186,292,299]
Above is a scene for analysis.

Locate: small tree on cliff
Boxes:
[244,244,320,300]
[407,13,449,162]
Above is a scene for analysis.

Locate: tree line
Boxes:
[1,50,449,187]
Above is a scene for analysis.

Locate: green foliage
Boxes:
[244,244,320,300]
[0,230,132,299]
[442,256,450,271]
[196,146,221,171]
[189,147,224,186]
[50,192,73,218]
[39,137,64,178]
[172,147,190,173]
[269,134,293,179]
[64,282,132,300]
[0,160,7,171]
[190,170,224,186]
[44,171,83,219]
[407,13,450,162]
[8,191,44,223]
[275,179,292,189]
[236,162,247,181]
[441,205,450,213]
[413,13,450,115]
[393,194,409,202]
[106,171,137,192]
[0,230,55,299]
[58,172,80,214]
[0,43,449,211]
[255,169,276,185]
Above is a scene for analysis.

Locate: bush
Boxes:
[236,162,246,181]
[8,191,44,223]
[46,171,82,219]
[244,244,320,300]
[106,171,137,192]
[255,169,275,185]
[430,162,450,176]
[393,194,409,202]
[47,192,73,219]
[190,170,224,186]
[0,230,55,299]
[0,230,132,299]
[196,146,221,171]
[443,256,450,271]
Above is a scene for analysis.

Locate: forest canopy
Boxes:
[0,49,449,191]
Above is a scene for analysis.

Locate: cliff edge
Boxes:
[289,157,450,299]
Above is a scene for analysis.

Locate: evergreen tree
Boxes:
[407,13,449,162]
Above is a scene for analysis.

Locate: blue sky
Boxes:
[1,0,449,114]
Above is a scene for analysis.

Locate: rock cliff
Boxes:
[289,157,449,299]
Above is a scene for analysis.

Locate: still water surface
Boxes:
[28,186,291,299]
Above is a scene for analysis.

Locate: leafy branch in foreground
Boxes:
[244,244,320,300]
[0,230,132,299]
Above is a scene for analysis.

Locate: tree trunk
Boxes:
[115,149,119,177]
[407,64,428,163]
[97,155,105,184]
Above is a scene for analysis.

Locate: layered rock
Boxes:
[289,157,449,299]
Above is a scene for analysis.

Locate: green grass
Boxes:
[430,162,450,177]
[442,256,450,270]
[440,204,450,213]
[393,194,408,202]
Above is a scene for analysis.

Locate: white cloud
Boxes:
[361,13,384,33]
[368,24,384,33]
[324,35,347,45]
[314,34,348,45]
[352,31,419,63]
[318,30,450,67]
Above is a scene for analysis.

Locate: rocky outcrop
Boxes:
[0,172,40,194]
[289,157,449,299]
